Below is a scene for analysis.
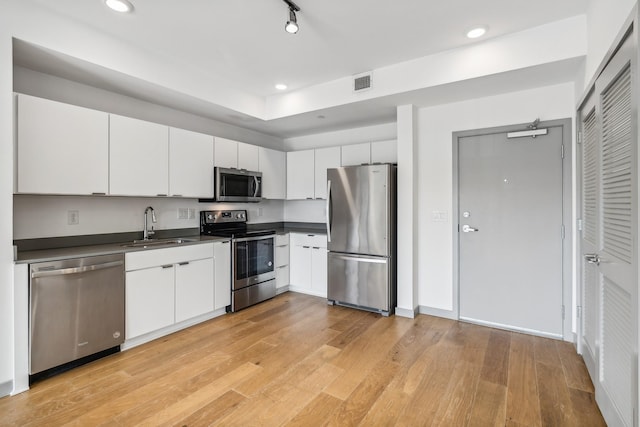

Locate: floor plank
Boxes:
[0,293,605,426]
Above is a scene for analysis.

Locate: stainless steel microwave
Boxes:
[214,167,262,202]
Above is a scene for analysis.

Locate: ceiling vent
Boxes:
[353,72,372,92]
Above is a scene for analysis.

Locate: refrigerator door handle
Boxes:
[326,179,332,242]
[332,254,387,264]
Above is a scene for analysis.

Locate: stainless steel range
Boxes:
[200,210,276,312]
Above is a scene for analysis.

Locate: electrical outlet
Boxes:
[188,208,196,219]
[257,207,264,217]
[177,208,188,220]
[67,210,79,225]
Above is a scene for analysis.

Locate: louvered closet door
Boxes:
[581,31,637,427]
[579,94,599,380]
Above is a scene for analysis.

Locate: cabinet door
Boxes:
[175,258,214,322]
[238,142,260,171]
[169,128,214,198]
[110,115,169,196]
[125,266,175,339]
[287,150,315,199]
[276,265,290,290]
[341,143,371,166]
[371,140,397,164]
[214,241,232,310]
[311,247,328,297]
[314,147,341,199]
[259,147,286,199]
[289,243,311,291]
[214,137,238,168]
[17,94,109,195]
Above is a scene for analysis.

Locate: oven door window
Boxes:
[234,237,274,289]
[248,237,274,277]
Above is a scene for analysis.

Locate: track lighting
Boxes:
[282,0,301,34]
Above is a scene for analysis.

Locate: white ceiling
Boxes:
[17,0,589,138]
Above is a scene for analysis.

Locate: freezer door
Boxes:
[327,164,391,256]
[327,252,390,312]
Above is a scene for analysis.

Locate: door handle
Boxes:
[584,253,600,265]
[326,179,332,243]
[462,224,479,233]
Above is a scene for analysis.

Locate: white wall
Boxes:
[13,196,284,240]
[584,0,636,86]
[0,29,14,392]
[283,122,396,151]
[416,82,576,312]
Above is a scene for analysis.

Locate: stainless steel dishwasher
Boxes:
[29,253,125,376]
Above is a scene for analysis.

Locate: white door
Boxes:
[578,32,637,427]
[458,123,565,337]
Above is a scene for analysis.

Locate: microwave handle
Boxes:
[253,176,260,198]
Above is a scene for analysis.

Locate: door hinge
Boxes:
[561,144,565,159]
[561,225,565,240]
[577,218,583,231]
[562,305,566,320]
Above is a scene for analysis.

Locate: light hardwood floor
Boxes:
[0,292,605,426]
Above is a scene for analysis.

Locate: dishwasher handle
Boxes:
[31,260,124,279]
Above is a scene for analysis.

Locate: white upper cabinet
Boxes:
[371,139,397,163]
[238,142,260,171]
[259,147,286,199]
[109,115,169,196]
[16,94,109,195]
[214,137,238,168]
[314,147,341,199]
[286,149,315,200]
[214,137,260,171]
[169,128,214,198]
[341,142,371,166]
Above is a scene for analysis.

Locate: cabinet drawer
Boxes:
[275,244,289,267]
[125,243,214,271]
[290,233,327,248]
[276,265,289,288]
[275,233,289,246]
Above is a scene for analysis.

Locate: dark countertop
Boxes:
[15,235,230,264]
[14,222,325,264]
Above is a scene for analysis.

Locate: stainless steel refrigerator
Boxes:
[326,164,396,315]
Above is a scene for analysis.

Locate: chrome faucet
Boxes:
[143,206,156,240]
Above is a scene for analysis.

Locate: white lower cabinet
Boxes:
[125,243,220,343]
[275,233,290,292]
[126,265,175,339]
[289,233,327,297]
[175,258,214,323]
[213,240,231,310]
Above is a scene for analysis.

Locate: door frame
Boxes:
[452,118,573,340]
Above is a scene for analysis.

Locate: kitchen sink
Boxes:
[121,238,197,248]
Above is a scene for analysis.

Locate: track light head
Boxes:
[285,8,299,34]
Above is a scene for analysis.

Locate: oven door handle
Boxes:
[233,234,275,243]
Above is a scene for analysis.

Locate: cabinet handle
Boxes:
[162,264,174,269]
[91,192,106,196]
[277,265,287,269]
[178,262,189,266]
[172,194,183,197]
[221,241,230,244]
[302,246,310,249]
[157,194,168,197]
[306,197,314,200]
[307,234,315,237]
[312,247,320,249]
[277,245,288,248]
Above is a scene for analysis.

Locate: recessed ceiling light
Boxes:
[275,83,288,91]
[466,26,487,39]
[105,0,134,13]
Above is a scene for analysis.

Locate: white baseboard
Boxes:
[0,380,13,398]
[395,306,417,319]
[418,305,457,320]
